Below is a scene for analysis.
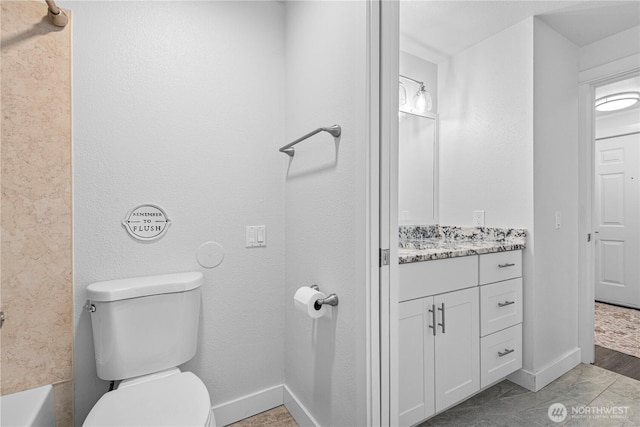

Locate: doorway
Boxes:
[591,75,640,380]
[593,76,640,310]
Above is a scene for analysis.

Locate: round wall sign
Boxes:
[122,204,171,241]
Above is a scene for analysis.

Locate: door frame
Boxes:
[366,0,400,425]
[377,1,399,425]
[577,54,640,364]
[367,1,382,426]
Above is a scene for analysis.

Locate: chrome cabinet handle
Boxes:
[428,304,436,336]
[498,348,515,357]
[498,263,516,268]
[437,302,445,333]
[498,301,515,307]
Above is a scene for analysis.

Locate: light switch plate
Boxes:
[245,226,256,247]
[473,210,485,227]
[246,225,266,247]
[555,211,561,229]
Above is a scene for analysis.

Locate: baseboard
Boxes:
[508,347,581,392]
[283,385,319,427]
[212,385,284,426]
[507,367,536,391]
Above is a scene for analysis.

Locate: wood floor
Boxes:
[594,345,640,381]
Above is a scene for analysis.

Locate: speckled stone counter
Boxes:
[399,225,526,264]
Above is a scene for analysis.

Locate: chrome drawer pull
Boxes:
[428,304,436,336]
[498,301,515,307]
[498,348,515,357]
[498,263,516,268]
[437,302,445,334]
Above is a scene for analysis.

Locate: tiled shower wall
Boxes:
[1,1,73,425]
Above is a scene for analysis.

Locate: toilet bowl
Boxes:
[84,369,215,427]
[82,272,215,427]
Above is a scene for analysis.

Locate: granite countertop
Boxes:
[399,225,527,264]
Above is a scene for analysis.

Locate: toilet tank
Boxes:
[87,272,203,380]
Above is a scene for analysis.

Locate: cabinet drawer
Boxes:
[479,251,522,285]
[400,256,478,302]
[480,278,523,337]
[480,324,522,388]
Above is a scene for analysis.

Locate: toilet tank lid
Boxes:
[87,272,203,302]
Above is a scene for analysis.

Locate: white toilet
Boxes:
[83,272,215,427]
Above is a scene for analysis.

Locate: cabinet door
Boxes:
[399,297,435,426]
[434,287,480,412]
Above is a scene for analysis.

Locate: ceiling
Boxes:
[596,75,640,98]
[595,75,640,114]
[400,1,640,63]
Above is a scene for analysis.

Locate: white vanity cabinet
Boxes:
[399,297,435,426]
[399,287,480,426]
[399,250,523,427]
[433,287,480,412]
[398,256,480,426]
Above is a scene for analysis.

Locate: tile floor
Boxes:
[232,364,639,427]
[418,364,639,427]
[228,405,298,427]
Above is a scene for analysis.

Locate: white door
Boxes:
[594,133,640,309]
[398,297,435,426]
[434,287,480,412]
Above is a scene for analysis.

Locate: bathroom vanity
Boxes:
[398,226,526,426]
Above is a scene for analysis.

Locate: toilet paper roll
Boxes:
[294,286,328,319]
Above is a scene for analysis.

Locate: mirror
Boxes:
[398,111,438,225]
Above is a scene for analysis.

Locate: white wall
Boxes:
[283,2,368,426]
[438,17,582,382]
[580,25,640,71]
[71,2,286,424]
[438,17,536,371]
[438,19,534,229]
[531,18,580,372]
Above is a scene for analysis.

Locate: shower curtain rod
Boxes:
[45,0,68,27]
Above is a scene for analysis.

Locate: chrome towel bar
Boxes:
[279,124,341,157]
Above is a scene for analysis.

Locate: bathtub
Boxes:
[0,384,55,427]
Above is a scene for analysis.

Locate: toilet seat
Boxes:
[83,371,214,427]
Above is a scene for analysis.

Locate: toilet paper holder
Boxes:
[310,285,339,309]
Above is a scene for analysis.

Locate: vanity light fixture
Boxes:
[399,74,433,114]
[412,83,432,114]
[399,81,407,106]
[595,91,640,112]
